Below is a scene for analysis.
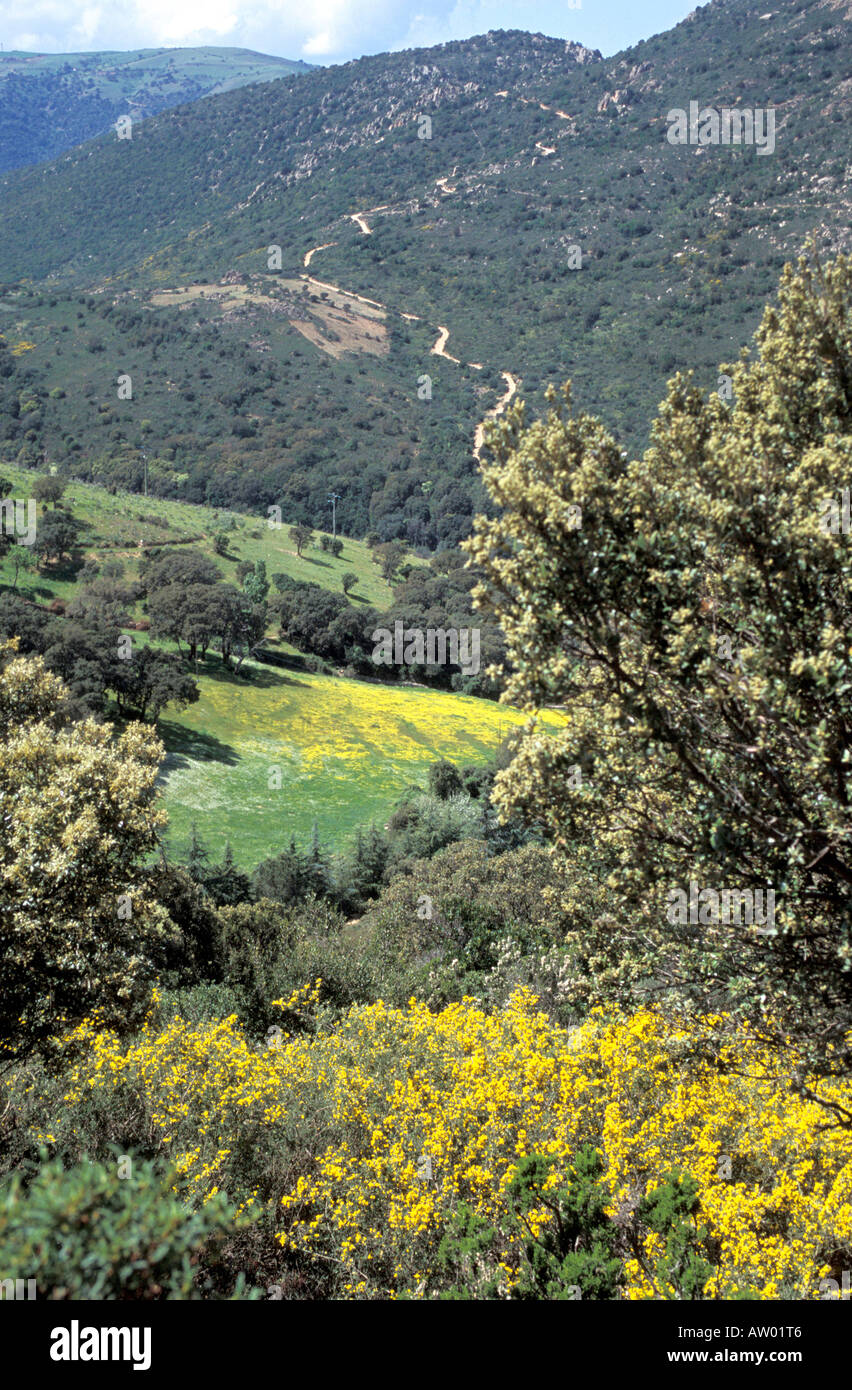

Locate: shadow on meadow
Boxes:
[5,580,55,601]
[198,658,310,690]
[157,722,240,768]
[36,544,90,583]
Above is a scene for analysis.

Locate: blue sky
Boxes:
[0,1,700,63]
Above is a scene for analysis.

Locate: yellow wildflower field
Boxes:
[160,667,562,861]
[31,991,852,1300]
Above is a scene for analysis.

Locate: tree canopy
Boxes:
[467,248,852,1079]
[0,640,174,1065]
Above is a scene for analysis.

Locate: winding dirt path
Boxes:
[304,241,337,267]
[519,96,573,120]
[349,205,390,235]
[302,275,385,311]
[297,108,538,461]
[298,239,516,459]
[473,371,519,460]
[430,325,460,363]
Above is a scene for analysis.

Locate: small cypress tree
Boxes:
[203,842,253,907]
[185,822,210,884]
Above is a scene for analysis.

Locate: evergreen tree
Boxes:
[428,759,464,800]
[252,836,315,904]
[307,820,329,899]
[341,823,390,909]
[185,822,210,885]
[203,842,253,907]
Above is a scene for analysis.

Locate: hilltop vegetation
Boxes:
[0,0,848,544]
[0,47,312,173]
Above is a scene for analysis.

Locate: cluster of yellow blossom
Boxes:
[19,989,852,1299]
[271,979,323,1035]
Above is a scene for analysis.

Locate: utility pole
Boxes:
[328,492,340,540]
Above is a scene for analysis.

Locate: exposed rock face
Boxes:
[598,90,631,114]
[566,42,601,65]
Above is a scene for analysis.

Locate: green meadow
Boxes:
[157,662,557,868]
[0,463,557,871]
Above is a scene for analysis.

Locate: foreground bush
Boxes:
[467,249,852,1076]
[363,840,574,1014]
[7,991,851,1299]
[0,1155,254,1299]
[0,642,173,1065]
[219,897,381,1031]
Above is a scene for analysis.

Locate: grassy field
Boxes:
[0,462,396,608]
[157,661,559,868]
[0,463,546,872]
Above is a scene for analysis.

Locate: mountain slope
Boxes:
[0,0,849,548]
[0,47,313,173]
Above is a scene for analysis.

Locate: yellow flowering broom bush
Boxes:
[7,987,851,1299]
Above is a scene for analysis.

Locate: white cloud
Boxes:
[17,0,422,61]
[302,30,335,55]
[0,0,679,61]
[74,7,104,44]
[0,0,532,59]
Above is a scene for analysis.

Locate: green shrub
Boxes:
[146,864,226,987]
[219,896,379,1033]
[427,758,464,800]
[435,1150,743,1301]
[157,981,243,1028]
[0,1154,257,1300]
[363,840,572,1007]
[385,790,484,870]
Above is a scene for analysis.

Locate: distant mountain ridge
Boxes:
[0,47,313,173]
[0,0,848,550]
